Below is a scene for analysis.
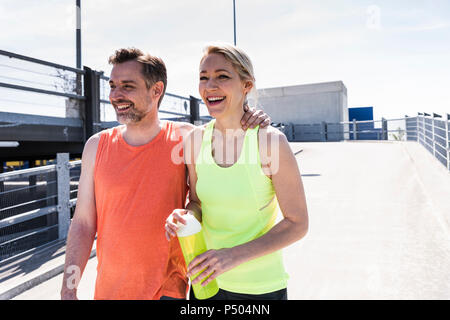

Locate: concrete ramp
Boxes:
[286,141,450,299]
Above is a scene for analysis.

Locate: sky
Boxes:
[0,0,449,120]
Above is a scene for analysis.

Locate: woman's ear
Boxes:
[243,80,253,94]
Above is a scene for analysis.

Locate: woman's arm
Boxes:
[188,129,308,285]
[165,127,203,239]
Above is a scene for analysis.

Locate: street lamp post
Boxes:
[233,0,236,45]
[76,0,81,69]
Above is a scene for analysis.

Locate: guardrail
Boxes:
[416,113,450,171]
[0,49,203,159]
[0,154,80,261]
[284,117,407,142]
[281,113,449,171]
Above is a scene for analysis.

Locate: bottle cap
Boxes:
[176,214,202,237]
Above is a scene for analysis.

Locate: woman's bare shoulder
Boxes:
[258,125,288,147]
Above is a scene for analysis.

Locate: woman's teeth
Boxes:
[207,96,225,103]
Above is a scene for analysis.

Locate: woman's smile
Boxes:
[206,96,226,106]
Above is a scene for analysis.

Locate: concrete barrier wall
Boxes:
[256,81,348,127]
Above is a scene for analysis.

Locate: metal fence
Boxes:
[0,154,79,261]
[416,113,450,170]
[284,117,403,142]
[0,49,204,162]
[280,113,449,171]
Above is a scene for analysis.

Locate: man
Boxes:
[60,48,269,300]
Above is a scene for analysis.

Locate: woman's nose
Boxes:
[205,79,218,90]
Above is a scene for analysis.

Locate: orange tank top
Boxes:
[93,121,188,300]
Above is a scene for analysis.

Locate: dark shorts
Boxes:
[159,295,186,300]
[189,286,287,300]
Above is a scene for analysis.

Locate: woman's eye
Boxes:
[200,76,208,81]
[218,74,229,79]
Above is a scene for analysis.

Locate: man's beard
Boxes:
[115,104,146,125]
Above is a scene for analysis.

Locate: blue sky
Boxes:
[0,0,449,120]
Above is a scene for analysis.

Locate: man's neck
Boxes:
[121,112,162,147]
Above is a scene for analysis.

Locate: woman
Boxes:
[165,43,308,300]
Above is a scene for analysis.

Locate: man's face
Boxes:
[109,60,153,125]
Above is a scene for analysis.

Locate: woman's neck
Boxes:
[214,107,245,135]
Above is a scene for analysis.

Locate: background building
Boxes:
[257,81,348,141]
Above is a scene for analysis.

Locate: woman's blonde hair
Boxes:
[201,43,257,106]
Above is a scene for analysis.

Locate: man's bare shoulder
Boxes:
[84,130,104,151]
[82,130,107,166]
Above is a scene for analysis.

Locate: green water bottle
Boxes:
[177,214,219,299]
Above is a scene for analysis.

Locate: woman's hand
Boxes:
[165,209,189,241]
[187,248,241,286]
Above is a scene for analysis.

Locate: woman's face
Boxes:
[199,53,252,119]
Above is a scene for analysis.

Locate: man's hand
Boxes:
[241,104,271,130]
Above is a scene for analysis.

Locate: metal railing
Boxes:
[416,113,450,170]
[0,154,80,261]
[282,113,449,171]
[284,117,407,142]
[97,73,197,127]
[0,49,203,152]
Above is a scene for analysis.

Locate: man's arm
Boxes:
[241,104,271,129]
[60,134,99,300]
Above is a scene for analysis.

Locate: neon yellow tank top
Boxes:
[195,120,289,294]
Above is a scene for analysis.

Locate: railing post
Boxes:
[84,66,101,141]
[446,113,450,171]
[352,119,357,140]
[382,118,388,140]
[0,165,4,210]
[419,114,424,145]
[415,115,419,141]
[57,153,71,240]
[432,114,436,158]
[189,95,200,125]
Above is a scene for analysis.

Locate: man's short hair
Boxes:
[108,48,167,108]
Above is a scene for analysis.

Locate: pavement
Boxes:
[2,141,450,300]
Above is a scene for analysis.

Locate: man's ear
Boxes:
[152,81,164,99]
